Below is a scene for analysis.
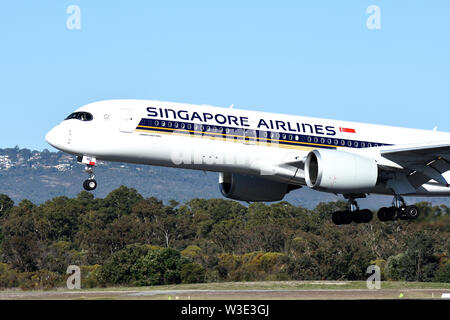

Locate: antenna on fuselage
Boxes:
[433,126,438,132]
[229,104,234,109]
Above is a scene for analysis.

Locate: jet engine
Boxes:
[219,172,298,202]
[305,149,378,193]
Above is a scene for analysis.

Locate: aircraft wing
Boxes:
[380,141,450,187]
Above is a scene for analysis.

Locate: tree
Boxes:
[404,232,439,281]
[77,215,143,264]
[101,186,144,220]
[132,248,189,286]
[41,241,84,273]
[385,253,408,280]
[180,263,206,283]
[434,262,450,283]
[0,263,19,288]
[210,219,245,253]
[0,186,448,288]
[153,213,178,248]
[0,201,42,272]
[98,244,152,285]
[242,223,286,253]
[0,195,14,218]
[39,196,82,241]
[386,232,439,281]
[132,197,165,223]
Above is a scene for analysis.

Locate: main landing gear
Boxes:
[77,156,98,191]
[377,195,420,222]
[331,197,373,225]
[330,195,420,225]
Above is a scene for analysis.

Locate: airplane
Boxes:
[45,99,450,225]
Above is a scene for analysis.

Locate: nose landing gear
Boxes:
[83,165,97,191]
[77,156,98,191]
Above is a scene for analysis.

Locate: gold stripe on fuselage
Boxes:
[135,125,338,151]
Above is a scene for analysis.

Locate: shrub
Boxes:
[385,254,408,281]
[216,252,287,282]
[181,263,206,284]
[81,265,102,288]
[287,255,320,280]
[0,263,19,288]
[18,270,63,290]
[132,248,190,286]
[43,241,85,273]
[181,245,202,260]
[98,244,152,285]
[434,262,450,283]
[369,259,387,280]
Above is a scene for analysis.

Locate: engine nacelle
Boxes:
[305,149,378,193]
[219,172,293,202]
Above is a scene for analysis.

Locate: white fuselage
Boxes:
[45,99,450,197]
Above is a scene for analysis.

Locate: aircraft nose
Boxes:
[45,126,62,148]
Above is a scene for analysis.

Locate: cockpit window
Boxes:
[65,112,93,121]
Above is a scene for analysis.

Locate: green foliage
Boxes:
[39,196,82,241]
[181,245,202,257]
[132,248,189,286]
[404,232,439,281]
[81,265,102,288]
[385,232,439,282]
[385,253,408,280]
[1,202,42,272]
[102,186,144,219]
[434,262,450,283]
[0,263,19,288]
[43,241,84,273]
[287,255,320,280]
[180,263,206,284]
[98,244,152,285]
[17,270,63,290]
[0,186,448,289]
[0,194,14,218]
[370,259,387,280]
[217,252,287,281]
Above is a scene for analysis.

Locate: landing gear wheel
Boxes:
[360,209,373,223]
[83,179,97,191]
[331,211,352,225]
[331,196,373,225]
[332,211,343,225]
[386,207,398,221]
[405,205,420,220]
[352,210,363,224]
[398,207,408,220]
[377,207,389,221]
[341,210,352,225]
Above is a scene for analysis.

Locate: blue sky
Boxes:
[1,1,449,151]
